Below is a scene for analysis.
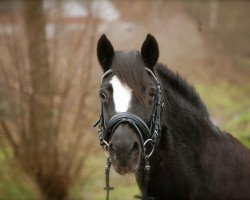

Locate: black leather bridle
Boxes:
[94,68,164,200]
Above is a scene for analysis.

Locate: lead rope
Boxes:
[104,157,113,200]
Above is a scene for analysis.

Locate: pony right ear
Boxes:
[97,34,114,72]
[141,34,159,70]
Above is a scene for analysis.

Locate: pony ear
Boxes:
[97,34,114,72]
[141,34,159,69]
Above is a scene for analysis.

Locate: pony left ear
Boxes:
[97,34,114,72]
[141,34,159,70]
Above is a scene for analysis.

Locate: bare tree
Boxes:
[0,0,98,199]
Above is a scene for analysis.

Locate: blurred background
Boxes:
[0,0,249,199]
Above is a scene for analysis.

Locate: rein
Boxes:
[94,68,164,200]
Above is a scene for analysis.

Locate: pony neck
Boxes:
[135,88,212,199]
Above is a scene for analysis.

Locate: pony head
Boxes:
[97,34,160,175]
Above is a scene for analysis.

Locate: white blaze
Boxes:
[110,75,132,112]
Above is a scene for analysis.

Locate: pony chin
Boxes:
[112,161,140,175]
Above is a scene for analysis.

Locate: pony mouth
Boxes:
[110,156,140,175]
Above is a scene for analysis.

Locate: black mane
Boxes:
[156,63,209,116]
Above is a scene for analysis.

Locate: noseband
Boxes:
[94,68,164,200]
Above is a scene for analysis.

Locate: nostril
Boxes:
[131,142,139,152]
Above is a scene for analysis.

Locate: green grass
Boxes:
[224,111,250,147]
[0,150,39,200]
[70,153,140,200]
[196,81,250,147]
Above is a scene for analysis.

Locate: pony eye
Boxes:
[100,92,107,100]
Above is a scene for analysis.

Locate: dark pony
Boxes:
[95,34,250,200]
